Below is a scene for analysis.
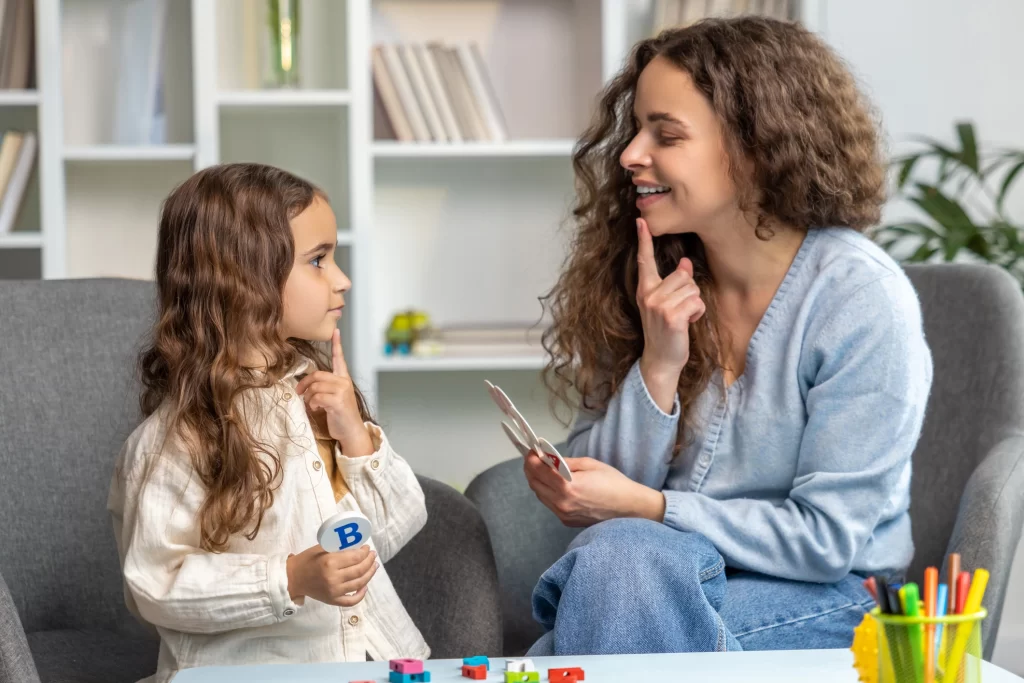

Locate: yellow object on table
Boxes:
[852,612,880,683]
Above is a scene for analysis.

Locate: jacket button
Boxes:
[349,615,360,626]
[312,460,322,471]
[284,608,295,616]
[370,459,380,470]
[284,393,293,401]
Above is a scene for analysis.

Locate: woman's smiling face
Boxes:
[619,55,743,240]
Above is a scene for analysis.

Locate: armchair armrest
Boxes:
[946,434,1024,659]
[0,568,40,683]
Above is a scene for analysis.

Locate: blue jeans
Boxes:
[526,518,878,655]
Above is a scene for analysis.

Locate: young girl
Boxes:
[107,163,429,682]
[523,17,932,654]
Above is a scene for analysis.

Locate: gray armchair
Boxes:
[0,279,502,683]
[466,263,1024,659]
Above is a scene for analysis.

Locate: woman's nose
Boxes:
[619,133,651,172]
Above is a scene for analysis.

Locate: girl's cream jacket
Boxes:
[107,357,430,683]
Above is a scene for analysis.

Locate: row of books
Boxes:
[653,0,795,33]
[372,41,507,144]
[0,130,36,234]
[0,0,35,90]
[409,323,545,358]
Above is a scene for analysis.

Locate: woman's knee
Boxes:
[536,519,733,652]
[567,518,724,585]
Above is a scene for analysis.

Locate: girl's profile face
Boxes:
[280,197,350,342]
[619,55,742,239]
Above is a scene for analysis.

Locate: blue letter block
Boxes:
[463,656,490,670]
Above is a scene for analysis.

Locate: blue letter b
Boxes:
[334,522,363,550]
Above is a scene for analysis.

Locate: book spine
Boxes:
[0,131,35,234]
[372,46,414,142]
[454,42,505,143]
[416,44,462,143]
[400,43,447,142]
[381,43,431,142]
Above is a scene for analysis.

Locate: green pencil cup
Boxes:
[870,607,986,683]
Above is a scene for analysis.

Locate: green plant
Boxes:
[874,121,1024,287]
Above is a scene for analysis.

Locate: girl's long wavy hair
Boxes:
[138,162,372,552]
[541,17,886,452]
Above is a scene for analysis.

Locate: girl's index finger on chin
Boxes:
[331,329,349,377]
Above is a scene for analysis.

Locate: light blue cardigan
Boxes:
[565,227,933,583]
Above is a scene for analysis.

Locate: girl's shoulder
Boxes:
[114,401,194,486]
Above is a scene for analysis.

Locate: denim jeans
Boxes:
[526,518,878,656]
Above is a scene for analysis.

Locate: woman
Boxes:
[525,17,932,655]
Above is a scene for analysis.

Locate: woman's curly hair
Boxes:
[541,17,887,451]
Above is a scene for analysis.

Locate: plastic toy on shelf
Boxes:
[383,309,432,355]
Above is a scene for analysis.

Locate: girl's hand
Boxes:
[523,452,666,527]
[635,217,706,413]
[286,544,378,607]
[296,329,373,456]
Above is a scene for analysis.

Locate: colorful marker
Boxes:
[955,572,971,615]
[935,583,948,671]
[947,553,961,614]
[944,569,989,683]
[924,568,938,683]
[863,576,878,603]
[903,583,925,683]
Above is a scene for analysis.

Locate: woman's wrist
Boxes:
[628,482,667,523]
[638,355,683,414]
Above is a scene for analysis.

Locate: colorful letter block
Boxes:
[462,655,490,670]
[549,667,586,681]
[461,664,487,679]
[505,658,536,672]
[390,659,424,674]
[504,673,539,683]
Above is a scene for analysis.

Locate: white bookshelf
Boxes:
[62,145,197,162]
[0,231,42,248]
[0,91,39,106]
[1,0,825,488]
[217,90,354,107]
[377,354,548,373]
[372,139,577,158]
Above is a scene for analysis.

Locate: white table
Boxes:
[173,649,1023,682]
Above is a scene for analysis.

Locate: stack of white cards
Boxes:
[485,380,572,482]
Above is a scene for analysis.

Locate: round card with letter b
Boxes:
[317,511,372,553]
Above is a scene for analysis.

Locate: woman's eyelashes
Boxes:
[631,120,682,145]
[310,253,325,268]
[657,126,687,144]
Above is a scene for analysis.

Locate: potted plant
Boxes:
[874,121,1024,288]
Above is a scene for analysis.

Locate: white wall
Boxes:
[823,0,1024,219]
[820,0,1023,673]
